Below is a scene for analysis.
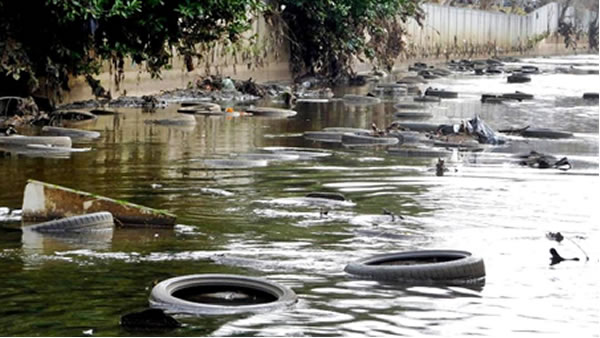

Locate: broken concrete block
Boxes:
[22,179,176,227]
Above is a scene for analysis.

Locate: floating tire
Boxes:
[413,96,440,103]
[41,126,101,140]
[0,135,72,148]
[149,274,297,315]
[51,110,98,128]
[507,74,531,83]
[177,102,222,114]
[501,91,534,101]
[344,250,485,285]
[233,153,300,161]
[519,128,573,139]
[393,111,433,119]
[323,127,371,134]
[424,89,458,99]
[305,192,346,201]
[148,114,197,126]
[24,212,114,233]
[387,147,451,158]
[203,159,268,169]
[259,147,332,159]
[303,131,344,143]
[341,133,399,146]
[342,94,381,105]
[90,109,119,115]
[394,103,425,110]
[245,107,297,117]
[396,123,440,133]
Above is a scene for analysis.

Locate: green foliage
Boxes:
[1,0,424,99]
[0,0,262,99]
[272,0,423,81]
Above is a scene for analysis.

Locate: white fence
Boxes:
[403,2,596,57]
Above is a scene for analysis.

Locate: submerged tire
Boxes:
[25,212,114,233]
[149,274,297,315]
[344,250,485,285]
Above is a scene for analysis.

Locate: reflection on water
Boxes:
[0,55,598,336]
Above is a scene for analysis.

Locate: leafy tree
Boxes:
[0,0,263,100]
[1,0,425,100]
[270,0,423,82]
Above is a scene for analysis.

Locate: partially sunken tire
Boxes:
[25,212,114,233]
[341,133,399,146]
[507,74,531,83]
[519,128,572,139]
[0,135,72,148]
[245,107,297,117]
[41,126,101,140]
[393,111,433,119]
[149,274,297,315]
[344,250,485,286]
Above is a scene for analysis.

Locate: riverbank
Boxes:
[59,33,591,105]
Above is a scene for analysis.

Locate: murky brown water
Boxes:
[1,55,598,336]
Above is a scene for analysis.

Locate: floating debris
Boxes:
[21,179,176,227]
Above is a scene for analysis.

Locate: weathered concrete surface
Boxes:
[22,179,176,227]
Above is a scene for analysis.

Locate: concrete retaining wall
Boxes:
[61,3,597,103]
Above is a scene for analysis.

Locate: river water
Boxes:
[0,55,598,337]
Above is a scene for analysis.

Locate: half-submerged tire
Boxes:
[396,122,440,133]
[394,103,426,111]
[344,250,485,286]
[342,94,381,105]
[413,95,440,103]
[177,102,222,115]
[393,111,433,119]
[245,107,297,117]
[0,135,72,148]
[424,88,458,99]
[519,128,573,139]
[305,192,346,201]
[260,147,332,159]
[507,73,531,83]
[24,212,114,233]
[149,274,297,315]
[203,159,268,169]
[387,147,451,158]
[341,133,399,146]
[41,126,101,140]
